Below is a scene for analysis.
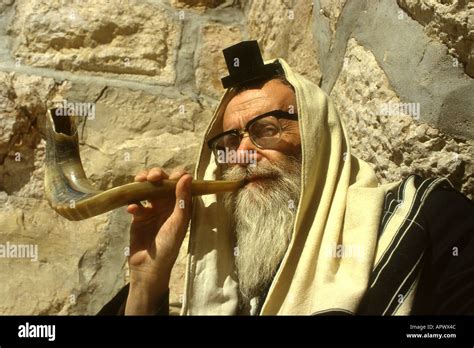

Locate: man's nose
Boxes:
[236,134,254,151]
[236,135,259,167]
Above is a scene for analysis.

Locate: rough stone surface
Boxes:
[0,72,55,198]
[195,23,243,98]
[0,0,472,315]
[397,0,474,77]
[9,0,181,85]
[171,0,227,10]
[245,0,322,84]
[319,0,347,38]
[331,39,473,197]
[0,194,129,315]
[313,0,474,141]
[0,0,13,14]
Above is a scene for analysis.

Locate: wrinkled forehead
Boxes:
[222,80,296,131]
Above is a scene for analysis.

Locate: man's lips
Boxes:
[245,174,277,183]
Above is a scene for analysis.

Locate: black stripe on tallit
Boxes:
[357,225,427,315]
[379,191,395,232]
[371,175,432,280]
[378,177,409,235]
[382,253,425,315]
[357,176,438,315]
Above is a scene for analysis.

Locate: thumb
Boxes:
[171,174,193,227]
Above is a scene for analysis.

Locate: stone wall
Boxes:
[0,0,472,314]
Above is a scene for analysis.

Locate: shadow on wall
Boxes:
[439,85,473,141]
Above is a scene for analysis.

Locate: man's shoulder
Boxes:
[378,174,460,237]
[381,174,472,226]
[417,178,473,219]
[397,174,473,232]
[409,176,474,315]
[384,174,457,200]
[363,174,474,315]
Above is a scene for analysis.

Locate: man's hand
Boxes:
[125,167,192,315]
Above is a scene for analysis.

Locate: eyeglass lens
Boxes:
[214,116,282,152]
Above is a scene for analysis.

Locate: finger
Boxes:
[168,169,187,180]
[127,202,145,215]
[171,174,193,222]
[147,167,169,182]
[128,204,156,223]
[134,170,148,182]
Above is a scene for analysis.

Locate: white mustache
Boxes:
[223,157,300,183]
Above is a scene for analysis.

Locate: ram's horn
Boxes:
[44,108,245,221]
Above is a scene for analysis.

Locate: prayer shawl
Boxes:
[180,58,452,315]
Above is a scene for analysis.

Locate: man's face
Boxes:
[221,79,303,305]
[222,79,301,170]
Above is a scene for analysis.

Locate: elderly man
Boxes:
[99,41,474,316]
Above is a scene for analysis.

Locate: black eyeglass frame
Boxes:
[207,109,298,153]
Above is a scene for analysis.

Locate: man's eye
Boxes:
[215,144,226,152]
[223,135,241,148]
[253,123,279,137]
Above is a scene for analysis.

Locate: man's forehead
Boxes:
[222,80,295,130]
[224,92,272,122]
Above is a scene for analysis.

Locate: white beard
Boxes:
[223,155,301,305]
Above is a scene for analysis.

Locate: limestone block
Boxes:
[331,38,473,197]
[245,0,322,84]
[9,0,181,84]
[195,22,242,98]
[397,0,474,77]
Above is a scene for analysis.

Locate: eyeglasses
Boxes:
[207,110,298,157]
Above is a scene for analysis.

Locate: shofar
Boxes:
[44,108,244,221]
